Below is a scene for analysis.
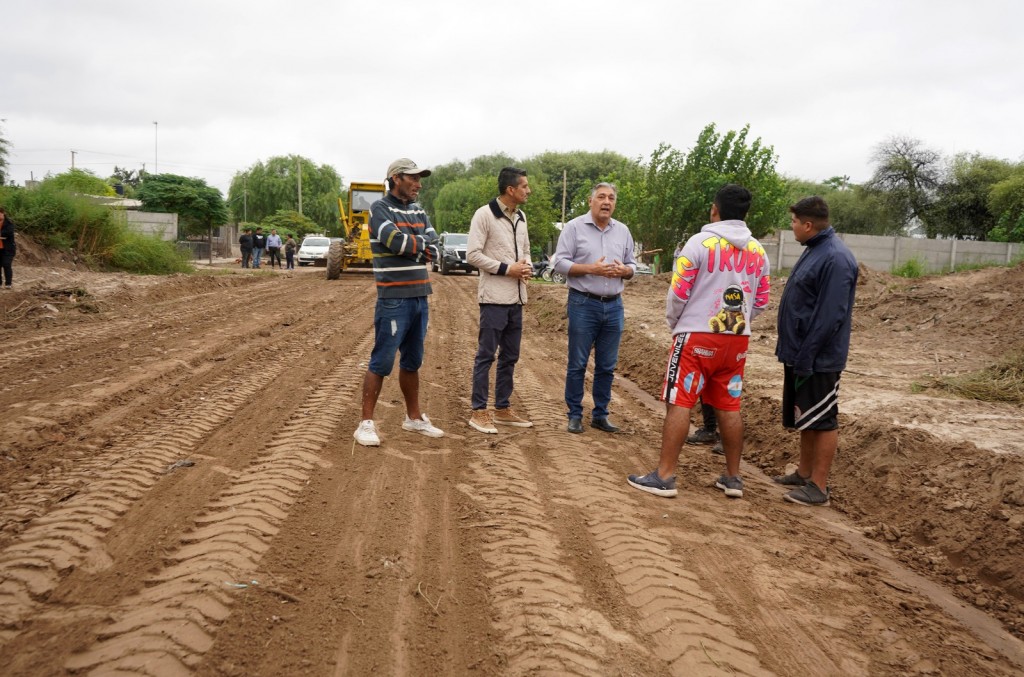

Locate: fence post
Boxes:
[949,238,957,272]
[777,230,785,272]
[1008,242,1014,265]
[893,235,901,270]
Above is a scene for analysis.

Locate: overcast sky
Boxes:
[3,0,1022,197]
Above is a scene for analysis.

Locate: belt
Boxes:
[571,289,620,303]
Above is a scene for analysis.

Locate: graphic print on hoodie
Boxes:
[666,219,771,336]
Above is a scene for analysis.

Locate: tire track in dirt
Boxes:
[0,278,374,539]
[0,306,366,644]
[457,443,637,674]
[63,329,375,675]
[510,358,773,676]
[0,277,299,400]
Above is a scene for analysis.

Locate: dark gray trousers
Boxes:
[472,304,523,411]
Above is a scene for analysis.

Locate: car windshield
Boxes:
[302,238,330,247]
[445,234,468,246]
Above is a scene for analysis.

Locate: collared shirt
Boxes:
[552,212,637,297]
[497,196,518,221]
[266,234,282,248]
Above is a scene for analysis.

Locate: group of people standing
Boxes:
[351,158,858,508]
[238,227,296,269]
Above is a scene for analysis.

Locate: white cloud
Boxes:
[3,0,1022,195]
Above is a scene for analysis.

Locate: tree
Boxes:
[784,176,902,236]
[867,136,942,236]
[41,168,116,196]
[260,209,320,239]
[528,150,642,221]
[432,176,494,232]
[931,154,1015,240]
[108,166,143,197]
[987,166,1024,242]
[623,124,788,257]
[228,155,342,233]
[137,173,228,237]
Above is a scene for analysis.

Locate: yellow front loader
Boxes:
[326,181,385,279]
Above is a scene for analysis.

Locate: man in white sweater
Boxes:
[466,167,534,433]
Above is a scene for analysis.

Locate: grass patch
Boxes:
[892,257,926,278]
[931,352,1024,404]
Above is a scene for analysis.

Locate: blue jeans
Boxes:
[565,291,624,419]
[368,296,429,376]
[253,248,264,267]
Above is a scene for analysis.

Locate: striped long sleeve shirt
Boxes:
[369,193,439,298]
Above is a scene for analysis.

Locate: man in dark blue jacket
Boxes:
[773,196,858,506]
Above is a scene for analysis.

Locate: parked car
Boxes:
[433,232,477,275]
[297,236,331,266]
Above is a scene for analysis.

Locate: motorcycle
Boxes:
[532,256,565,284]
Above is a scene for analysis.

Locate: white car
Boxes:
[297,236,331,266]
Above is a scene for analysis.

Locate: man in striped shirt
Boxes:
[353,158,444,447]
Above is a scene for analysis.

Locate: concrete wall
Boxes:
[125,211,178,241]
[763,230,1021,273]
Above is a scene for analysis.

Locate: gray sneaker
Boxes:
[784,481,831,506]
[714,475,743,498]
[772,471,809,486]
[627,470,678,498]
[711,441,724,456]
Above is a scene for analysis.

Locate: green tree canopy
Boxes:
[621,124,787,256]
[432,176,494,232]
[137,173,228,237]
[987,166,1024,242]
[259,209,320,239]
[228,155,342,234]
[931,154,1015,240]
[41,168,116,196]
[784,177,902,236]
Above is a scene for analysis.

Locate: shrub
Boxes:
[892,257,926,278]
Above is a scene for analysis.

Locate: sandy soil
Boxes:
[0,238,1022,676]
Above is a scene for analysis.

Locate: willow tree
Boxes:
[228,155,342,233]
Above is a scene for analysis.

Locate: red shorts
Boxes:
[661,333,749,411]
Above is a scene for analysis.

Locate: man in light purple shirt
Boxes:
[551,182,637,434]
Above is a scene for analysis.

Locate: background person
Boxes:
[628,184,770,499]
[773,196,858,507]
[353,158,444,447]
[551,182,636,434]
[466,167,534,434]
[252,227,267,268]
[239,227,254,268]
[284,234,297,269]
[0,207,16,289]
[266,228,283,268]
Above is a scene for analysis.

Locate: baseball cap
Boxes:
[387,158,432,178]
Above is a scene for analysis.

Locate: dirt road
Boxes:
[0,256,1022,676]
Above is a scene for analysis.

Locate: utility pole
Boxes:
[561,169,567,229]
[153,121,158,173]
[71,150,77,169]
[243,175,248,223]
[296,157,303,215]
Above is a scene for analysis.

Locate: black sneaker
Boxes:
[686,428,718,445]
[772,471,809,487]
[784,481,831,506]
[627,470,678,498]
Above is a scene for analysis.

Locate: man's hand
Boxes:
[509,258,532,281]
[589,256,629,278]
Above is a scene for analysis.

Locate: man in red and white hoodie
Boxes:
[628,184,770,499]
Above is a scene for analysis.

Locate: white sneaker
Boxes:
[402,414,444,438]
[354,419,380,446]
